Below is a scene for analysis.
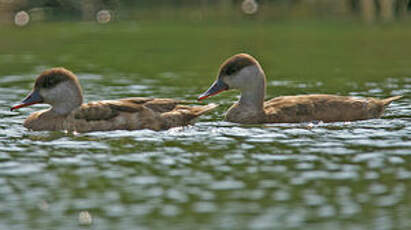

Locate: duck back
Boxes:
[263,94,401,123]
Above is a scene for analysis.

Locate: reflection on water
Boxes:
[1,70,410,229]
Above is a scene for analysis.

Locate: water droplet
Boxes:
[78,211,92,225]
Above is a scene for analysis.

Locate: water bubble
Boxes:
[96,10,112,24]
[306,122,314,130]
[241,0,259,15]
[78,211,92,225]
[14,11,30,26]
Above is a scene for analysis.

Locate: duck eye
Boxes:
[224,65,238,76]
[44,77,54,88]
[41,75,64,89]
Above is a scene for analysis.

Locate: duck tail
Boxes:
[192,103,218,116]
[162,103,218,128]
[381,96,403,106]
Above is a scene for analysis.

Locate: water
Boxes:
[0,21,410,230]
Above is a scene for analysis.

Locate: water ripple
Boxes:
[0,73,410,230]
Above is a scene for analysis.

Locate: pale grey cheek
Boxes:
[231,75,247,89]
[41,88,63,103]
[223,75,240,88]
[39,89,51,103]
[224,78,235,89]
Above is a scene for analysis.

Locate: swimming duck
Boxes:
[198,53,402,124]
[11,68,217,132]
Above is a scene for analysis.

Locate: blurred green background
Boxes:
[1,0,410,23]
[1,0,411,89]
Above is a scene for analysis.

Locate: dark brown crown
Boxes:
[219,53,258,77]
[35,68,77,89]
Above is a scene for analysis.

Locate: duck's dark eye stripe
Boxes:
[36,75,68,89]
[222,62,242,76]
[226,65,237,75]
[219,55,257,77]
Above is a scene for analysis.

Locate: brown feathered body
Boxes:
[12,68,217,132]
[199,53,402,124]
[24,98,216,132]
[226,94,402,124]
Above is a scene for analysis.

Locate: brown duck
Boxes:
[11,68,217,132]
[198,53,402,124]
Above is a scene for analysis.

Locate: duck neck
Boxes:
[237,66,266,113]
[52,99,82,115]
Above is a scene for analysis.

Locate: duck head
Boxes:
[198,53,266,108]
[11,68,83,115]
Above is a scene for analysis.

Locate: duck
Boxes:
[198,53,402,124]
[11,68,217,132]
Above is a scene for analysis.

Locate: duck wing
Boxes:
[74,97,187,121]
[72,98,217,131]
[119,98,218,128]
[73,100,144,121]
[119,97,188,113]
[263,94,399,123]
